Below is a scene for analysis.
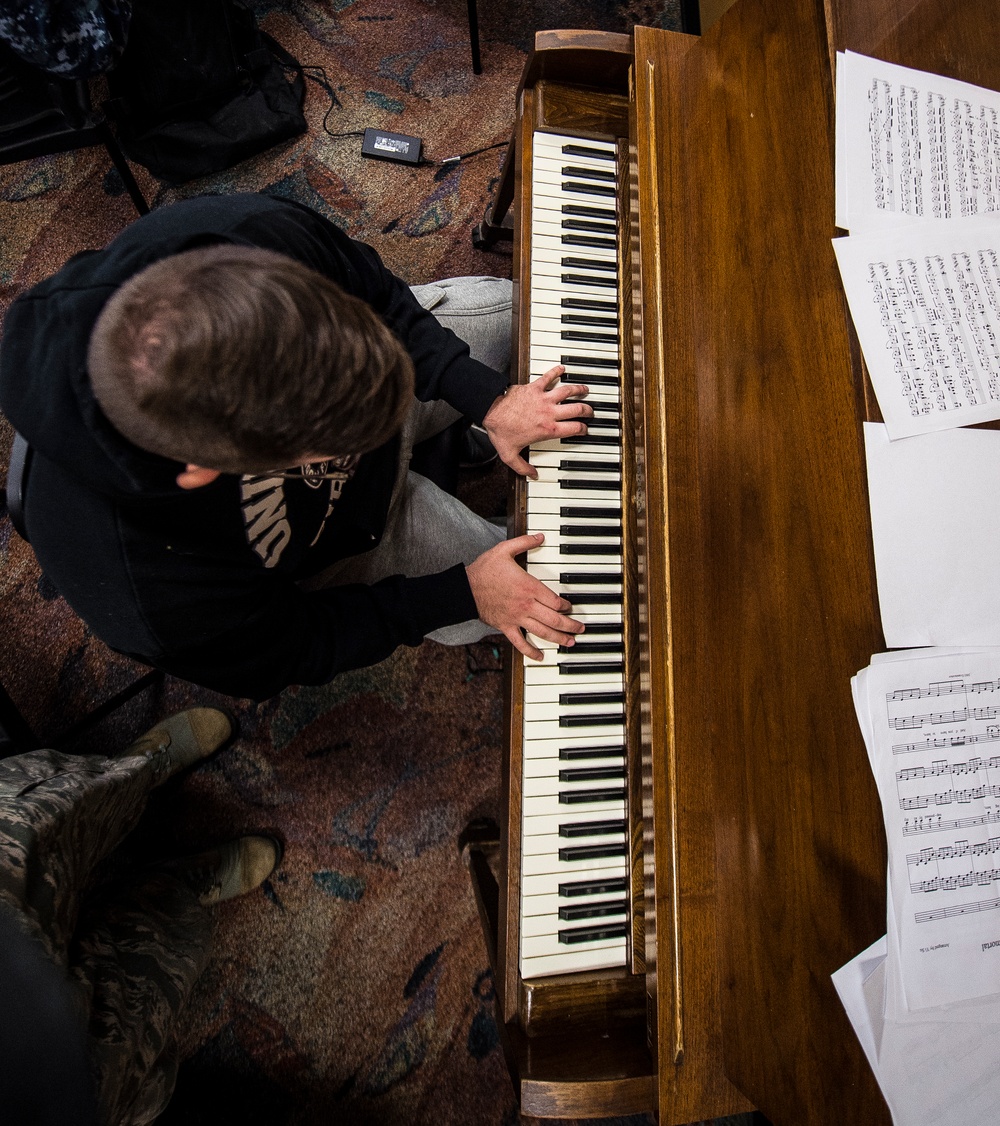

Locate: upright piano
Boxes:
[462,1,1000,1122]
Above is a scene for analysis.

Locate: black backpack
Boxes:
[106,0,306,183]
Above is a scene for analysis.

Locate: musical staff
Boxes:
[902,808,1000,835]
[915,894,1000,923]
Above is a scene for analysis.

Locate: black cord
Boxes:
[424,140,507,168]
[290,62,507,163]
[300,65,364,139]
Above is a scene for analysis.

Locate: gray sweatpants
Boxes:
[314,276,511,644]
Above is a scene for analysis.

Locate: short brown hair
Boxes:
[88,244,414,473]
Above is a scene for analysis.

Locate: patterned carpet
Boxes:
[0,1,757,1123]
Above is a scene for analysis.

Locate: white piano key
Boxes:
[534,217,617,241]
[532,240,619,263]
[523,679,623,705]
[524,666,623,688]
[521,903,627,937]
[520,847,627,878]
[520,944,627,978]
[523,808,628,836]
[521,786,626,815]
[522,731,626,753]
[532,132,616,153]
[521,829,627,856]
[526,484,620,504]
[524,520,621,538]
[522,638,624,658]
[522,929,627,957]
[523,720,625,744]
[521,866,628,901]
[522,761,626,786]
[531,150,618,174]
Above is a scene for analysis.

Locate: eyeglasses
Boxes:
[255,467,350,481]
[247,461,353,482]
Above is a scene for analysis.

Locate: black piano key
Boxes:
[560,591,623,604]
[559,875,628,897]
[560,506,621,517]
[561,354,618,368]
[559,766,626,782]
[561,273,617,289]
[560,479,620,491]
[561,143,616,161]
[561,233,617,250]
[560,459,621,472]
[561,330,618,344]
[558,842,627,861]
[562,203,616,220]
[558,714,624,729]
[558,576,621,585]
[557,641,622,655]
[563,217,617,233]
[561,256,617,272]
[561,435,618,447]
[558,921,629,944]
[558,899,628,921]
[559,743,626,760]
[564,434,618,448]
[559,691,624,705]
[560,544,622,556]
[559,819,627,837]
[563,180,617,198]
[561,296,617,311]
[562,313,618,326]
[561,164,617,181]
[558,661,623,675]
[560,524,619,536]
[557,414,617,429]
[559,786,627,802]
[561,374,619,388]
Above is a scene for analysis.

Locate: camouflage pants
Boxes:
[0,745,212,1126]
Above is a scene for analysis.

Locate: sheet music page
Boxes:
[861,648,1000,1010]
[834,220,1000,438]
[837,51,1000,235]
[834,934,1000,1126]
[863,423,1000,645]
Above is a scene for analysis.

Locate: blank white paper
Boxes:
[864,422,1000,645]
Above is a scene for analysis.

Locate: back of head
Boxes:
[88,244,414,474]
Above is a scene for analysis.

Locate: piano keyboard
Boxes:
[519,130,629,979]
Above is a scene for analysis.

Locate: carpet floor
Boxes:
[0,1,757,1123]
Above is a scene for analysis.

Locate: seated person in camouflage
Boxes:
[0,707,278,1126]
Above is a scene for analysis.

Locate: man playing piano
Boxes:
[0,193,590,699]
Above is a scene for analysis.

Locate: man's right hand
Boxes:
[466,534,585,660]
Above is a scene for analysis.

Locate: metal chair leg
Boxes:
[467,0,482,74]
[97,121,149,216]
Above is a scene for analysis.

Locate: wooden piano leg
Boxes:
[459,818,502,972]
[472,126,516,250]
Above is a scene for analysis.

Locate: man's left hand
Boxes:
[482,365,593,478]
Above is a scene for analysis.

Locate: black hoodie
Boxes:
[0,194,508,700]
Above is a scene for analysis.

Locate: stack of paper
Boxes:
[841,647,1000,1124]
[833,50,1000,1126]
[834,52,1000,441]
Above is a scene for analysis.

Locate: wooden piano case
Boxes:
[463,1,1000,1122]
